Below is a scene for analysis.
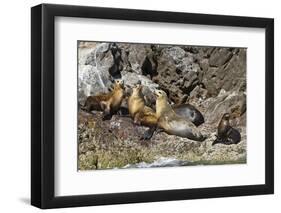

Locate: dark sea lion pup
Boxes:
[212,113,241,145]
[155,90,206,141]
[173,104,204,126]
[82,79,125,120]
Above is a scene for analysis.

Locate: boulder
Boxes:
[204,90,246,124]
[121,71,158,106]
[208,48,233,67]
[78,42,115,104]
[202,49,246,96]
[154,50,200,103]
[161,46,186,62]
[127,44,151,74]
[78,64,112,104]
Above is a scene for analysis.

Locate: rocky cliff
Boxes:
[78,41,247,170]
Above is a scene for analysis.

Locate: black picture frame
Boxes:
[31,3,274,209]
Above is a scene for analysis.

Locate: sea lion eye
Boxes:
[115,79,123,84]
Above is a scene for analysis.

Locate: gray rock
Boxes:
[84,43,111,66]
[204,90,246,124]
[189,85,208,103]
[177,57,201,73]
[121,71,158,89]
[121,71,159,106]
[78,65,111,104]
[162,46,186,63]
[209,48,233,67]
[78,43,118,104]
[199,58,209,72]
[202,48,246,96]
[127,44,151,74]
[154,51,200,104]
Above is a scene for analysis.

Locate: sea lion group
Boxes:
[82,80,241,145]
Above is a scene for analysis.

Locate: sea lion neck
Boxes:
[113,83,123,92]
[131,88,141,97]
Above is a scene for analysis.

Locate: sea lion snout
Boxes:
[114,79,124,89]
[154,89,167,98]
[115,79,124,85]
[132,83,143,93]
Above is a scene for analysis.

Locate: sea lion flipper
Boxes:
[212,139,219,146]
[100,101,108,111]
[212,136,223,145]
[102,111,112,120]
[141,126,156,140]
[152,127,164,136]
[227,127,241,144]
[102,102,112,120]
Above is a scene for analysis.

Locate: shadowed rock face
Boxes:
[78,42,247,170]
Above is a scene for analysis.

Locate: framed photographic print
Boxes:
[31,3,274,209]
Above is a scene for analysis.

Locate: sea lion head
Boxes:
[154,90,172,118]
[132,83,143,95]
[114,79,124,89]
[154,90,167,99]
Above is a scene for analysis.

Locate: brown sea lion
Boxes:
[127,83,158,139]
[155,90,206,141]
[82,79,125,120]
[128,84,145,119]
[128,84,158,127]
[212,113,241,145]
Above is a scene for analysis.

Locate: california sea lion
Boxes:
[155,90,206,141]
[128,83,158,139]
[173,104,204,126]
[212,113,241,145]
[128,84,158,126]
[82,79,125,120]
